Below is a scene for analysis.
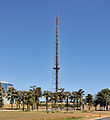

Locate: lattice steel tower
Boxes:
[53,8,60,92]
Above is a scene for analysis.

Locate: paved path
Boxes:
[94,117,110,120]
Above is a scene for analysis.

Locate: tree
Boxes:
[30,85,42,110]
[101,89,110,111]
[86,94,93,110]
[93,99,98,111]
[65,92,71,111]
[95,91,106,110]
[78,89,85,110]
[72,89,85,110]
[0,87,5,108]
[57,88,66,111]
[50,92,59,111]
[21,91,26,111]
[81,99,86,110]
[25,90,35,111]
[43,91,51,113]
[6,87,17,109]
[95,89,110,111]
[15,90,23,110]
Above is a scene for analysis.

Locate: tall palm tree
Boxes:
[93,99,98,111]
[0,87,5,108]
[30,85,42,110]
[95,91,106,110]
[57,88,66,111]
[6,87,17,109]
[25,90,35,111]
[65,92,71,111]
[101,89,110,111]
[21,91,26,111]
[72,89,85,110]
[77,89,85,110]
[95,89,110,111]
[86,94,93,110]
[70,92,76,110]
[15,90,22,110]
[72,91,79,110]
[43,91,51,113]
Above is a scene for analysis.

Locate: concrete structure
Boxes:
[0,81,13,92]
[0,81,13,104]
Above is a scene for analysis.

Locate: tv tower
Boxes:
[53,8,60,92]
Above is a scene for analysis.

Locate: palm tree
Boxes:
[21,91,26,111]
[15,90,23,110]
[72,91,79,110]
[70,92,76,110]
[81,99,86,110]
[65,92,71,111]
[93,99,98,111]
[25,90,35,111]
[86,94,93,110]
[0,87,5,108]
[57,88,66,110]
[6,87,17,109]
[95,91,106,110]
[101,89,110,111]
[30,85,42,110]
[50,93,54,111]
[72,89,84,110]
[43,91,51,113]
[95,89,110,111]
[77,89,85,110]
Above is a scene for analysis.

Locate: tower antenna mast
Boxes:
[53,8,60,92]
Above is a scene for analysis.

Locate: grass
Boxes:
[59,117,82,120]
[0,110,110,120]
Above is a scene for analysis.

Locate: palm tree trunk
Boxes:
[19,104,20,110]
[51,99,53,111]
[77,99,78,110]
[32,105,34,111]
[95,106,97,111]
[11,104,13,110]
[16,103,18,110]
[89,104,90,111]
[55,99,57,111]
[22,102,25,111]
[36,96,39,110]
[66,96,69,111]
[46,96,49,113]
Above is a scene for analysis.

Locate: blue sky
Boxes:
[0,0,110,95]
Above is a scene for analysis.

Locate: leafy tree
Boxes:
[0,87,5,108]
[6,87,17,109]
[50,93,59,111]
[72,89,85,110]
[81,99,86,110]
[21,91,26,111]
[15,90,23,110]
[101,89,110,111]
[43,91,51,113]
[95,91,106,110]
[30,85,42,110]
[57,88,66,110]
[95,89,110,111]
[25,90,35,111]
[86,94,93,110]
[93,99,98,111]
[65,92,71,111]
